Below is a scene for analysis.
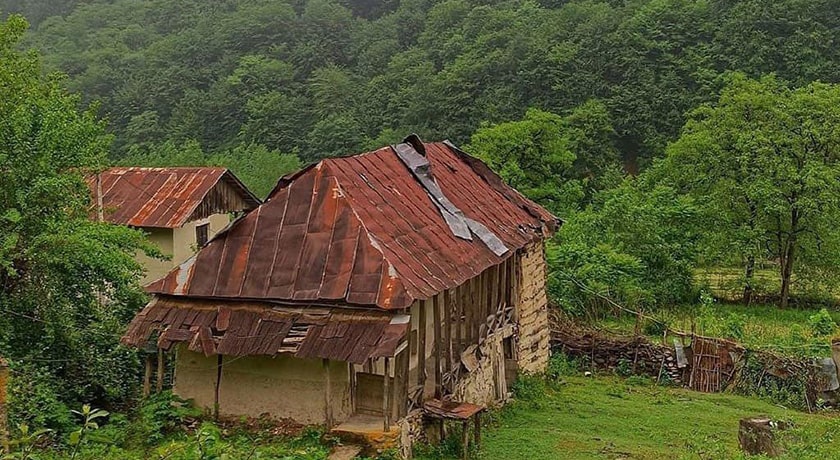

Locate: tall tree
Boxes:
[664,74,840,307]
[0,15,155,427]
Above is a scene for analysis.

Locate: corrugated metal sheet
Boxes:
[121,297,407,363]
[148,141,557,309]
[87,167,261,228]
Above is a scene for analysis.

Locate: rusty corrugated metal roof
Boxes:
[87,167,261,228]
[121,297,408,363]
[147,141,557,309]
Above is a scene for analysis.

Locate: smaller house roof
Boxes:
[87,167,261,228]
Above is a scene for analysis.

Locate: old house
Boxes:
[121,139,557,439]
[88,167,260,285]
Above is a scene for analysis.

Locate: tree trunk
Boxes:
[743,255,755,306]
[779,244,794,309]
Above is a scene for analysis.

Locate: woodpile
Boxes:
[550,320,682,384]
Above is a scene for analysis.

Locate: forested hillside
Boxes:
[3,2,840,456]
[5,0,840,174]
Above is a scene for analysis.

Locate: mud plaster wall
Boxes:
[516,242,550,374]
[453,328,510,407]
[173,347,351,424]
[136,213,230,286]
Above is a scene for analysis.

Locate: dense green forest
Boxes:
[5,0,840,174]
[2,0,840,448]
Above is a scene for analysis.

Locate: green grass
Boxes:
[595,302,840,353]
[457,376,839,460]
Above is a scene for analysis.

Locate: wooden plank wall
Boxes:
[399,256,517,414]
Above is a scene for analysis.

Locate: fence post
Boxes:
[0,357,8,449]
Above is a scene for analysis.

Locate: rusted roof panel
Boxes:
[148,141,557,309]
[87,167,260,228]
[122,297,406,363]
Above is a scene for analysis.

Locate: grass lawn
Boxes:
[472,376,839,460]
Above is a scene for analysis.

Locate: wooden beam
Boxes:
[433,293,443,399]
[349,362,357,414]
[500,259,509,325]
[466,277,476,344]
[474,413,481,449]
[214,355,223,420]
[383,357,391,431]
[156,349,165,393]
[395,345,409,418]
[462,420,470,460]
[444,289,453,381]
[143,355,153,397]
[455,285,464,365]
[418,300,428,391]
[323,359,333,428]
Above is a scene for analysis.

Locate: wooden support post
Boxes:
[433,293,443,399]
[143,355,153,397]
[156,349,164,393]
[461,420,470,460]
[455,285,464,365]
[323,359,333,428]
[418,300,428,392]
[395,347,409,418]
[349,362,357,414]
[499,259,508,325]
[473,413,481,449]
[511,253,520,323]
[214,355,223,421]
[383,357,392,431]
[444,290,453,380]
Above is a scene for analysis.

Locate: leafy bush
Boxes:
[128,391,199,446]
[511,374,548,407]
[723,312,746,340]
[546,351,580,380]
[643,317,669,337]
[808,309,836,336]
[7,363,74,432]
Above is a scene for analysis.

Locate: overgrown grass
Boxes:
[595,302,840,354]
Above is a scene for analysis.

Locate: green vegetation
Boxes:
[596,301,840,353]
[2,392,335,460]
[0,14,156,431]
[476,375,839,460]
[2,0,840,458]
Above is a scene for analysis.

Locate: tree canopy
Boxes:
[0,14,155,429]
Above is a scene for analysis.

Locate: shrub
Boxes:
[511,374,548,407]
[546,351,580,380]
[643,317,669,337]
[808,309,836,336]
[723,312,746,340]
[128,391,199,446]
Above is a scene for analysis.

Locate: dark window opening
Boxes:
[196,223,209,247]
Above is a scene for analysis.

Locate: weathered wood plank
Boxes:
[433,293,443,398]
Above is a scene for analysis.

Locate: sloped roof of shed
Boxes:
[87,167,260,228]
[148,141,557,310]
